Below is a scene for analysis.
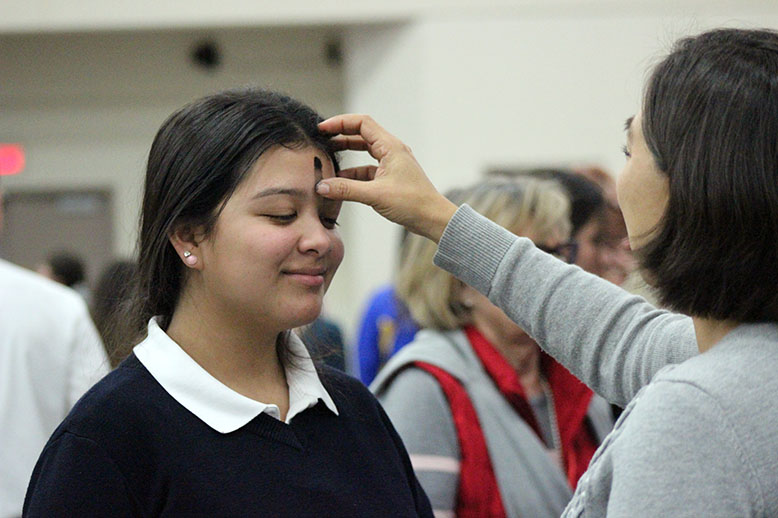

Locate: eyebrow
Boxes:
[251,187,306,200]
[624,116,634,141]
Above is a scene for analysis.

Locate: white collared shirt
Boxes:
[0,259,109,518]
[134,318,338,433]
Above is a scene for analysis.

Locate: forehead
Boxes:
[241,145,333,187]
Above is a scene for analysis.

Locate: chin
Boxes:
[285,304,323,330]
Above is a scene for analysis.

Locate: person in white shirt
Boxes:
[0,177,110,518]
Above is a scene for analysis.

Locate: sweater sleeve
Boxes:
[596,379,761,517]
[377,367,460,517]
[434,205,698,406]
[24,432,139,518]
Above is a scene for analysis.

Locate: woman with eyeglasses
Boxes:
[371,178,613,518]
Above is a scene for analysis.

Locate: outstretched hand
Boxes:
[315,115,457,243]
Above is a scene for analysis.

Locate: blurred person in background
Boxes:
[372,178,612,518]
[90,259,137,368]
[296,314,347,371]
[499,168,611,281]
[575,166,635,287]
[36,251,92,303]
[0,174,109,518]
[23,88,432,518]
[355,231,420,385]
[357,190,471,385]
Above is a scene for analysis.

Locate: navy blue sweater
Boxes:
[23,355,433,517]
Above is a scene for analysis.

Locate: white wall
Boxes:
[1,0,773,33]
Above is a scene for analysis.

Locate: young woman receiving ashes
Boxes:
[24,89,433,517]
[316,28,778,517]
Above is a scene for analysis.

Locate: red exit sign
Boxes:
[0,144,25,176]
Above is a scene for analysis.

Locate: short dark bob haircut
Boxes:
[640,28,778,322]
[120,88,339,358]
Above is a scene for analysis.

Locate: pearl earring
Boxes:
[183,250,197,266]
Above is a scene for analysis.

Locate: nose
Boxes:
[298,214,333,256]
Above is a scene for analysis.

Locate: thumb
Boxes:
[316,177,378,206]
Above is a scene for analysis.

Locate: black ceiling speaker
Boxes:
[191,41,221,71]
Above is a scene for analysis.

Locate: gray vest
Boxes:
[372,329,613,518]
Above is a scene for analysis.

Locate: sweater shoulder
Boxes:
[316,365,409,439]
[54,355,169,440]
[317,364,375,406]
[653,323,778,407]
[633,328,778,508]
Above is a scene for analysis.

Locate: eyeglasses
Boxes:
[537,241,579,264]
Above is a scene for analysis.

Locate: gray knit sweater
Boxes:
[433,204,778,517]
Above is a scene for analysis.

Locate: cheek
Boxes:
[615,164,631,211]
[616,165,639,229]
[329,232,345,271]
[248,231,293,263]
[577,241,599,267]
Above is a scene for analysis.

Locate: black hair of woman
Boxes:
[639,28,778,322]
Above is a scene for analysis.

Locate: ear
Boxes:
[458,283,480,310]
[169,223,205,270]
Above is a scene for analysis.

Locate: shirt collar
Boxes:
[134,317,338,434]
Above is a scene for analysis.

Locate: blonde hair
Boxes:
[396,177,570,330]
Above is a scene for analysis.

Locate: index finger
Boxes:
[319,114,397,150]
[328,135,371,152]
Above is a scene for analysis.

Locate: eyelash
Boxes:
[321,217,339,229]
[268,213,296,222]
[621,145,632,159]
[266,213,339,229]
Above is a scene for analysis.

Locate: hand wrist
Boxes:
[422,197,458,243]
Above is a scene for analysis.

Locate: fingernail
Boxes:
[316,181,330,195]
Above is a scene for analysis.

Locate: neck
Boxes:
[514,343,543,399]
[692,316,739,353]
[474,324,543,397]
[166,287,289,413]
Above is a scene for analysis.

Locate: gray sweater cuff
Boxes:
[433,204,519,296]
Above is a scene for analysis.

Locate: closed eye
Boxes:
[266,213,296,223]
[321,216,339,229]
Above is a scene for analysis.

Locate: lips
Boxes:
[285,267,327,276]
[283,267,328,287]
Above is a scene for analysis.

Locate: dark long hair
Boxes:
[639,28,778,322]
[116,88,339,361]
